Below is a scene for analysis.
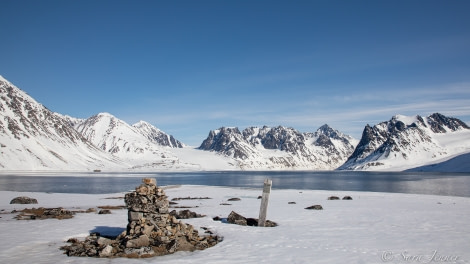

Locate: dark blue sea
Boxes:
[1,171,469,197]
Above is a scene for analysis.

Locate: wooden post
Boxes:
[258,178,272,227]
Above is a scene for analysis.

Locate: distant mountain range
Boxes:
[198,125,357,170]
[1,75,469,172]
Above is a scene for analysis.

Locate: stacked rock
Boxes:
[61,178,219,258]
[123,178,217,255]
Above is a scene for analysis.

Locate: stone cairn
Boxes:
[61,178,220,258]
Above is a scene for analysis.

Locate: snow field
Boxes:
[1,186,469,263]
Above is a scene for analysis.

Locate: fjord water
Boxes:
[1,171,469,197]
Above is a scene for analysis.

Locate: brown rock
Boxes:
[227,211,247,225]
[126,235,150,248]
[142,178,157,186]
[99,245,114,257]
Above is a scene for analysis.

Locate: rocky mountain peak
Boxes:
[259,126,304,151]
[132,121,184,148]
[427,112,469,133]
[316,124,335,135]
[199,127,243,151]
[340,113,470,170]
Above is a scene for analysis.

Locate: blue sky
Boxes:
[2,0,470,146]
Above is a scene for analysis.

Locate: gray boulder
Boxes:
[10,196,38,204]
[305,205,323,210]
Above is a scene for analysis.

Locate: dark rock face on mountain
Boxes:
[133,121,184,148]
[1,79,84,144]
[199,125,358,170]
[427,113,469,133]
[340,113,470,170]
[199,127,254,159]
[257,126,306,152]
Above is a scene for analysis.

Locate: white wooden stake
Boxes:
[258,178,272,227]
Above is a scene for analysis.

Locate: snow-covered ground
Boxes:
[1,185,469,263]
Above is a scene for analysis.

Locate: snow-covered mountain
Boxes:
[0,76,125,170]
[2,75,470,172]
[0,76,236,171]
[74,113,192,170]
[339,113,470,171]
[199,125,358,170]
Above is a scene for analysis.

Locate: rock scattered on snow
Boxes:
[15,207,74,220]
[305,205,323,210]
[169,209,205,219]
[222,211,277,227]
[10,196,38,204]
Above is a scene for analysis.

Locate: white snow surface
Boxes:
[407,152,470,172]
[376,129,470,171]
[394,114,420,126]
[1,185,469,263]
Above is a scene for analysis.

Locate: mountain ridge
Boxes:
[339,113,470,171]
[0,76,125,170]
[199,124,358,170]
[1,75,469,172]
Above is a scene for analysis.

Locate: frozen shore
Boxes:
[1,185,469,263]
